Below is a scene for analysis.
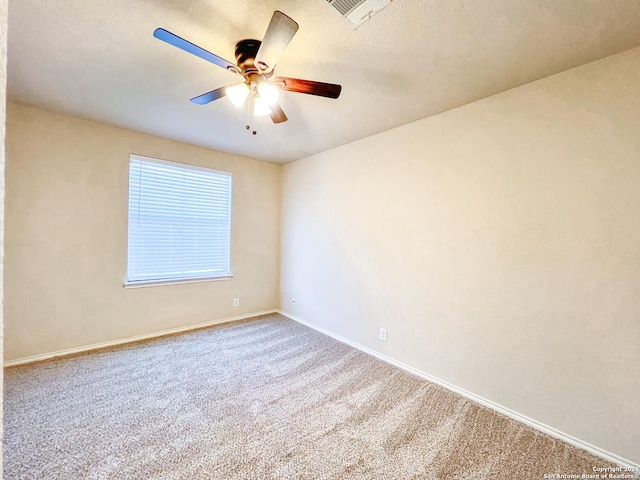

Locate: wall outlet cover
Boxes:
[379,328,387,341]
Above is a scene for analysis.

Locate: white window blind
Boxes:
[126,155,232,286]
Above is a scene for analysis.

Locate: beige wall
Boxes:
[5,103,281,361]
[1,0,8,470]
[281,47,640,462]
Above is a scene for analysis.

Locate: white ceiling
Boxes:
[7,1,640,164]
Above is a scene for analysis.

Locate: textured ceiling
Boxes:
[7,0,640,164]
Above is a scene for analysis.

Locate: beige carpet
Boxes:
[4,313,616,479]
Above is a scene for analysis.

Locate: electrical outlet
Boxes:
[379,328,387,342]
[233,298,240,307]
[291,297,296,305]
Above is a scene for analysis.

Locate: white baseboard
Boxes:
[4,309,278,367]
[278,309,640,471]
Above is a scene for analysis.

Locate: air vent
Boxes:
[326,0,393,29]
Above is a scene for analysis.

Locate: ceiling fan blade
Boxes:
[274,77,342,99]
[255,11,299,73]
[190,86,229,105]
[153,28,240,74]
[269,103,288,124]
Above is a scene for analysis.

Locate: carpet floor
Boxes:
[4,313,615,479]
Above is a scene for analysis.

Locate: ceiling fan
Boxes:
[153,11,342,130]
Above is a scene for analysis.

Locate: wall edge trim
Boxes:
[4,309,278,367]
[278,309,639,469]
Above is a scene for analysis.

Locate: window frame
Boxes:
[124,154,233,288]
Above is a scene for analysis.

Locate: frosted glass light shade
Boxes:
[226,83,250,107]
[257,82,280,106]
[253,95,272,116]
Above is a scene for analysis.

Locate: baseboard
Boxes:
[4,309,278,367]
[278,309,640,471]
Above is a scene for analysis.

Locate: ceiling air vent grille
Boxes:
[326,0,393,29]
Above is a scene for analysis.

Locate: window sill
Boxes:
[123,274,233,289]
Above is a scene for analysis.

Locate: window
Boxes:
[125,154,232,287]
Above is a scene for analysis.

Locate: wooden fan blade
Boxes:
[190,86,229,105]
[153,28,240,74]
[274,77,342,99]
[269,103,288,124]
[255,11,299,73]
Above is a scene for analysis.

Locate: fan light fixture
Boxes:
[257,82,280,106]
[253,95,272,116]
[226,83,250,107]
[226,82,278,116]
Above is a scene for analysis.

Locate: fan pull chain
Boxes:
[246,92,257,135]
